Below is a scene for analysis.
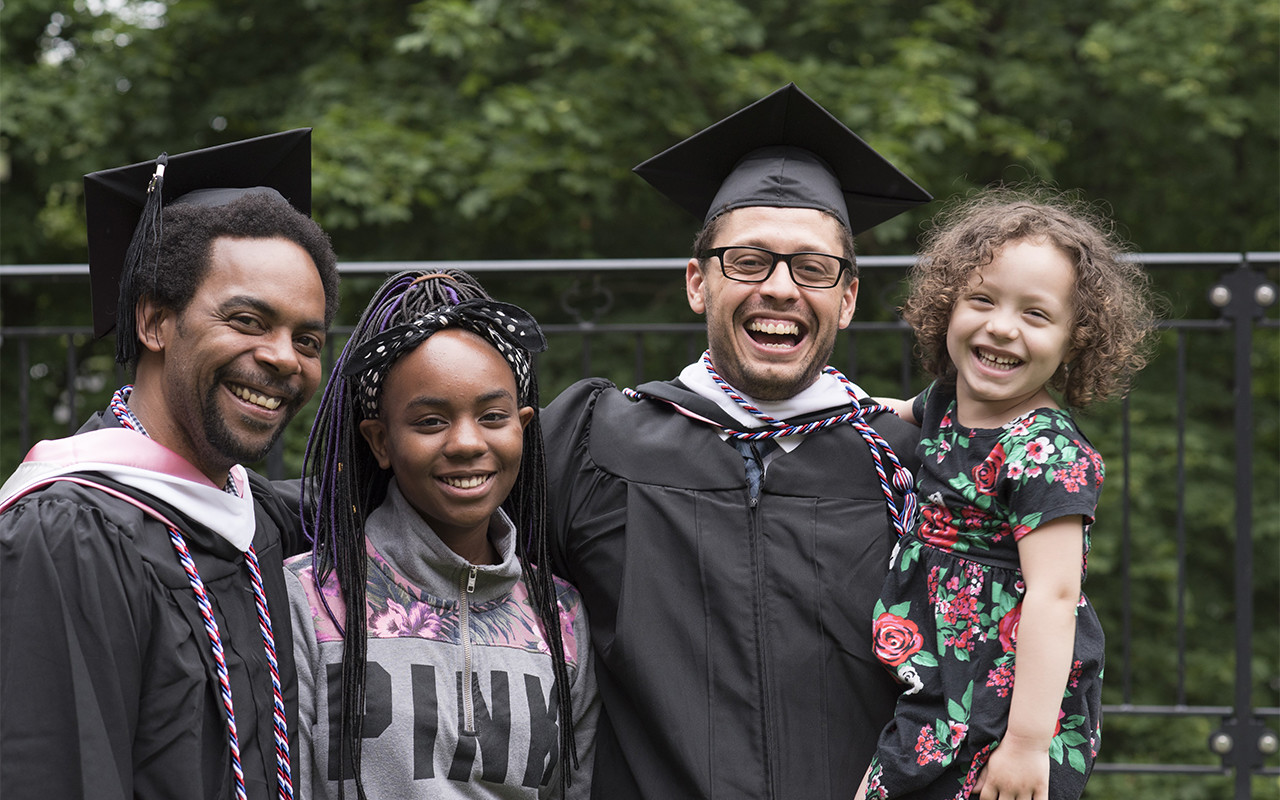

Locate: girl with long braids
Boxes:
[284,270,598,799]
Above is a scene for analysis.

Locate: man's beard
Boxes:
[705,314,835,402]
[198,371,300,467]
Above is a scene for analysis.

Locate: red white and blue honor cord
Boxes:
[110,387,293,800]
[625,353,918,537]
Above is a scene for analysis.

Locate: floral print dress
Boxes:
[864,382,1105,800]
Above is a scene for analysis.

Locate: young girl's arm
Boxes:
[873,395,918,425]
[973,515,1084,799]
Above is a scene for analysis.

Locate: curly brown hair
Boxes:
[902,187,1159,408]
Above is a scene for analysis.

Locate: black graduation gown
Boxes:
[543,378,922,800]
[0,411,300,800]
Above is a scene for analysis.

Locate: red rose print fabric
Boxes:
[864,383,1105,799]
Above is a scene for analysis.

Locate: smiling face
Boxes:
[686,206,858,401]
[946,237,1077,427]
[141,236,327,483]
[358,329,533,563]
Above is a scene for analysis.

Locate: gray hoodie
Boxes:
[285,479,597,799]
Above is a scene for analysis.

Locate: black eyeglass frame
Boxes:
[698,246,854,289]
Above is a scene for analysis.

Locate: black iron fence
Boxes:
[2,254,1278,797]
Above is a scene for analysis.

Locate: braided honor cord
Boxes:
[625,352,918,537]
[110,387,294,800]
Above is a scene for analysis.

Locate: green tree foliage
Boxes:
[3,0,1275,264]
[1,1,1277,795]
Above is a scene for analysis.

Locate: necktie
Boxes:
[731,437,779,503]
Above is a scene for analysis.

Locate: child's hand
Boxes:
[972,734,1049,799]
[873,396,917,425]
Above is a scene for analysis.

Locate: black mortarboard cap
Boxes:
[633,84,930,233]
[83,128,312,351]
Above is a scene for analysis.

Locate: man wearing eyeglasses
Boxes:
[543,84,931,799]
[690,238,859,403]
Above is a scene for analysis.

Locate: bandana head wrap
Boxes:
[342,298,546,420]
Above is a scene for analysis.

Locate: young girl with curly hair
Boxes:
[860,188,1159,799]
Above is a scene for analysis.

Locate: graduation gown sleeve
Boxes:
[0,490,209,800]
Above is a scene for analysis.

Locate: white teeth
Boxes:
[977,350,1021,368]
[747,320,800,336]
[232,386,282,409]
[441,475,488,489]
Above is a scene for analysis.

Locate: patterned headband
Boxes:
[342,299,547,420]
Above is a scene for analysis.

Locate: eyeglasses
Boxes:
[698,246,852,289]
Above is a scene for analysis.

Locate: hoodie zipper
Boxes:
[459,564,478,733]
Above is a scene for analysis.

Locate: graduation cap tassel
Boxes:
[115,153,168,365]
